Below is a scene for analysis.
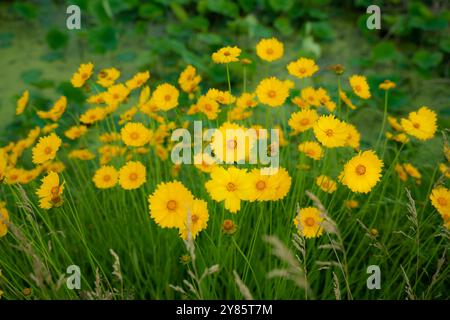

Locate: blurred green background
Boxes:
[0,0,449,143]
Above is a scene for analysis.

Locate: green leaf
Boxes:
[88,26,117,54]
[274,17,293,36]
[412,50,443,69]
[372,41,398,61]
[57,82,86,105]
[138,3,164,19]
[21,69,43,84]
[439,38,450,53]
[206,0,239,18]
[268,0,294,13]
[310,22,335,41]
[46,29,69,50]
[170,3,188,22]
[13,2,38,20]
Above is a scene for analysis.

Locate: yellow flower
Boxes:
[344,199,359,209]
[430,186,450,217]
[269,167,292,201]
[247,168,277,201]
[288,109,319,135]
[118,161,146,190]
[36,96,67,121]
[118,106,138,125]
[256,38,284,62]
[97,67,120,88]
[313,115,348,148]
[339,90,357,110]
[298,141,324,160]
[287,57,319,78]
[401,106,437,141]
[221,219,237,235]
[152,83,179,111]
[148,181,195,229]
[343,123,361,149]
[0,150,7,182]
[42,123,58,134]
[32,133,62,164]
[178,65,201,94]
[87,92,107,104]
[80,107,106,125]
[316,175,337,193]
[196,96,219,120]
[439,163,450,179]
[69,149,95,161]
[5,168,25,185]
[294,207,323,238]
[212,46,241,64]
[395,164,408,182]
[349,75,371,99]
[36,171,64,209]
[379,80,396,91]
[16,90,29,115]
[0,206,10,237]
[126,71,150,90]
[121,122,152,147]
[291,97,310,109]
[340,150,383,193]
[205,167,251,213]
[71,62,94,88]
[104,84,130,109]
[194,153,217,173]
[227,106,252,121]
[236,93,257,109]
[256,77,290,107]
[301,87,321,107]
[179,199,209,240]
[206,88,236,105]
[100,132,121,143]
[387,116,403,132]
[93,166,118,189]
[18,167,42,184]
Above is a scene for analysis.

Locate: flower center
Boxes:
[226,182,236,192]
[44,147,52,155]
[304,217,315,227]
[256,180,266,190]
[167,200,177,211]
[299,67,306,74]
[113,94,119,100]
[413,122,420,129]
[129,173,138,181]
[355,85,361,92]
[81,73,88,79]
[164,94,171,101]
[103,175,111,182]
[223,220,234,230]
[191,214,199,223]
[437,197,447,206]
[266,48,274,55]
[355,164,366,175]
[51,186,59,195]
[204,104,212,111]
[223,51,230,56]
[130,132,140,140]
[325,129,334,136]
[300,118,309,126]
[267,90,276,98]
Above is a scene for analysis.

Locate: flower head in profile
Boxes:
[97,67,120,88]
[379,80,396,91]
[313,115,348,148]
[179,199,209,240]
[287,57,319,78]
[0,202,10,237]
[212,46,241,64]
[339,90,357,110]
[0,150,7,182]
[121,122,152,147]
[152,83,179,111]
[178,65,201,94]
[340,150,383,193]
[36,171,64,209]
[16,90,29,115]
[298,141,324,160]
[80,107,106,125]
[69,149,95,161]
[256,38,284,62]
[236,93,257,109]
[126,71,150,90]
[148,181,194,229]
[401,107,437,141]
[256,77,290,107]
[205,167,251,213]
[316,175,337,193]
[118,161,146,190]
[349,75,371,99]
[37,96,67,122]
[32,133,62,164]
[301,87,321,107]
[439,163,450,179]
[206,89,236,105]
[294,207,323,238]
[93,166,118,189]
[395,164,408,182]
[71,62,94,88]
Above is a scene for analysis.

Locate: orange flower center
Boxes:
[304,217,315,227]
[191,214,199,223]
[256,180,266,190]
[355,85,361,92]
[204,104,212,111]
[266,48,274,55]
[51,186,59,195]
[300,118,309,126]
[130,132,140,140]
[223,51,230,56]
[81,73,88,80]
[306,149,315,156]
[113,94,119,100]
[44,147,52,155]
[129,173,138,181]
[299,67,306,74]
[167,200,177,211]
[325,129,334,136]
[51,195,61,204]
[226,182,236,192]
[99,71,107,78]
[267,90,276,98]
[355,164,366,175]
[223,219,234,230]
[103,175,111,182]
[437,197,447,206]
[322,181,330,189]
[413,122,420,129]
[164,94,171,101]
[10,174,18,180]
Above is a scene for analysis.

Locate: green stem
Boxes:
[376,90,389,149]
[226,64,231,94]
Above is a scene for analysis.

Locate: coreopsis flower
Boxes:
[80,107,106,125]
[42,161,65,173]
[205,167,251,213]
[221,219,237,235]
[287,57,319,78]
[247,168,277,201]
[194,153,217,173]
[236,93,257,109]
[0,150,7,182]
[0,205,10,237]
[313,115,348,148]
[118,161,146,190]
[270,167,292,201]
[343,123,361,150]
[294,207,324,238]
[439,163,450,179]
[387,116,403,132]
[212,46,241,64]
[87,92,107,104]
[316,175,337,193]
[16,90,29,115]
[430,186,450,216]
[339,90,357,110]
[256,38,284,62]
[126,71,150,90]
[100,132,121,143]
[401,107,437,141]
[178,65,201,94]
[256,77,290,107]
[386,132,409,144]
[152,83,179,111]
[227,106,252,121]
[97,67,120,88]
[301,87,321,107]
[403,163,421,184]
[379,80,396,91]
[18,167,42,184]
[291,97,310,109]
[298,141,324,160]
[288,109,319,135]
[36,96,67,121]
[206,88,236,105]
[42,123,58,134]
[344,199,359,209]
[349,75,371,99]
[36,171,64,209]
[68,149,95,161]
[93,166,118,189]
[340,150,383,193]
[71,62,94,88]
[121,122,152,147]
[324,100,337,112]
[32,133,62,164]
[104,84,130,109]
[196,96,219,120]
[179,199,209,240]
[148,181,195,229]
[4,168,25,184]
[118,106,138,125]
[395,164,408,181]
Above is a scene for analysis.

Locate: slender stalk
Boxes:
[376,90,389,149]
